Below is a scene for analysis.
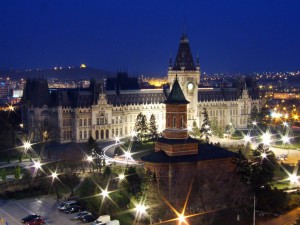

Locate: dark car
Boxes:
[74,211,91,220]
[21,214,41,223]
[82,214,96,223]
[26,218,46,225]
[64,205,81,213]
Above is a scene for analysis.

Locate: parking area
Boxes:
[0,196,86,225]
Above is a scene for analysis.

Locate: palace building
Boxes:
[20,34,260,143]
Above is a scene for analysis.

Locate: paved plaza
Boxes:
[0,196,84,225]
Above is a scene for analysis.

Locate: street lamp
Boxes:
[86,155,93,162]
[244,135,252,143]
[282,135,290,144]
[178,214,187,224]
[23,141,32,151]
[289,174,299,185]
[51,171,58,180]
[118,173,125,180]
[261,132,271,146]
[50,171,60,199]
[261,152,267,159]
[33,160,41,170]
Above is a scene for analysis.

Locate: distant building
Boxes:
[20,34,260,143]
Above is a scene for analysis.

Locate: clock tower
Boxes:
[168,33,200,127]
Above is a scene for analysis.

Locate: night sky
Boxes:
[1,0,300,75]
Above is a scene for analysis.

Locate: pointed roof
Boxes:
[164,76,189,104]
[172,34,196,71]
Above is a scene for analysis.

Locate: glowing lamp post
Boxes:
[86,156,93,172]
[261,132,271,146]
[289,174,299,186]
[178,214,187,225]
[51,171,59,199]
[118,173,125,180]
[100,189,110,201]
[23,141,31,151]
[282,136,290,144]
[244,135,251,143]
[135,203,148,222]
[33,160,41,170]
[261,152,267,159]
[51,171,58,180]
[87,156,93,162]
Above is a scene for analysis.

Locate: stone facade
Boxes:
[21,35,260,143]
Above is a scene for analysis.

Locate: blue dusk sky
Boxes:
[0,0,300,76]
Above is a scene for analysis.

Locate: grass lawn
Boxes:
[270,182,290,190]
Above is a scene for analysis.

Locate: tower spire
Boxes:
[169,55,173,69]
[196,50,200,68]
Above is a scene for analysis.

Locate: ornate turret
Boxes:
[154,76,199,156]
[171,33,196,71]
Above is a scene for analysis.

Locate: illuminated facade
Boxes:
[21,34,260,143]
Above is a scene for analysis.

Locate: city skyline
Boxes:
[1,0,300,75]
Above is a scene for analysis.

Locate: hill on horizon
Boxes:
[0,67,116,80]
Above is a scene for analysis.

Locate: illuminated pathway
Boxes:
[102,141,141,166]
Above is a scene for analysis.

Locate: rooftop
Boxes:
[141,143,237,163]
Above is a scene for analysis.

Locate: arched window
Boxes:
[96,130,99,140]
[101,130,104,139]
[106,129,109,139]
[173,117,176,128]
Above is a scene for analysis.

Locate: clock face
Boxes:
[187,82,194,91]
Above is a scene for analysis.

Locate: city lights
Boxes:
[118,174,125,180]
[124,151,132,159]
[261,132,272,146]
[8,105,14,111]
[252,121,257,126]
[289,174,299,185]
[33,160,41,170]
[86,155,93,162]
[23,141,32,150]
[101,189,109,198]
[178,214,187,224]
[282,135,290,144]
[51,171,58,179]
[135,203,147,214]
[261,152,267,159]
[244,135,251,143]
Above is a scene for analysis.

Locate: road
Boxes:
[257,207,300,225]
[0,195,85,225]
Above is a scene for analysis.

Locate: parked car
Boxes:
[74,211,91,220]
[91,215,110,225]
[106,220,120,225]
[26,218,46,225]
[58,200,78,211]
[21,214,40,223]
[64,205,82,213]
[82,214,96,223]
